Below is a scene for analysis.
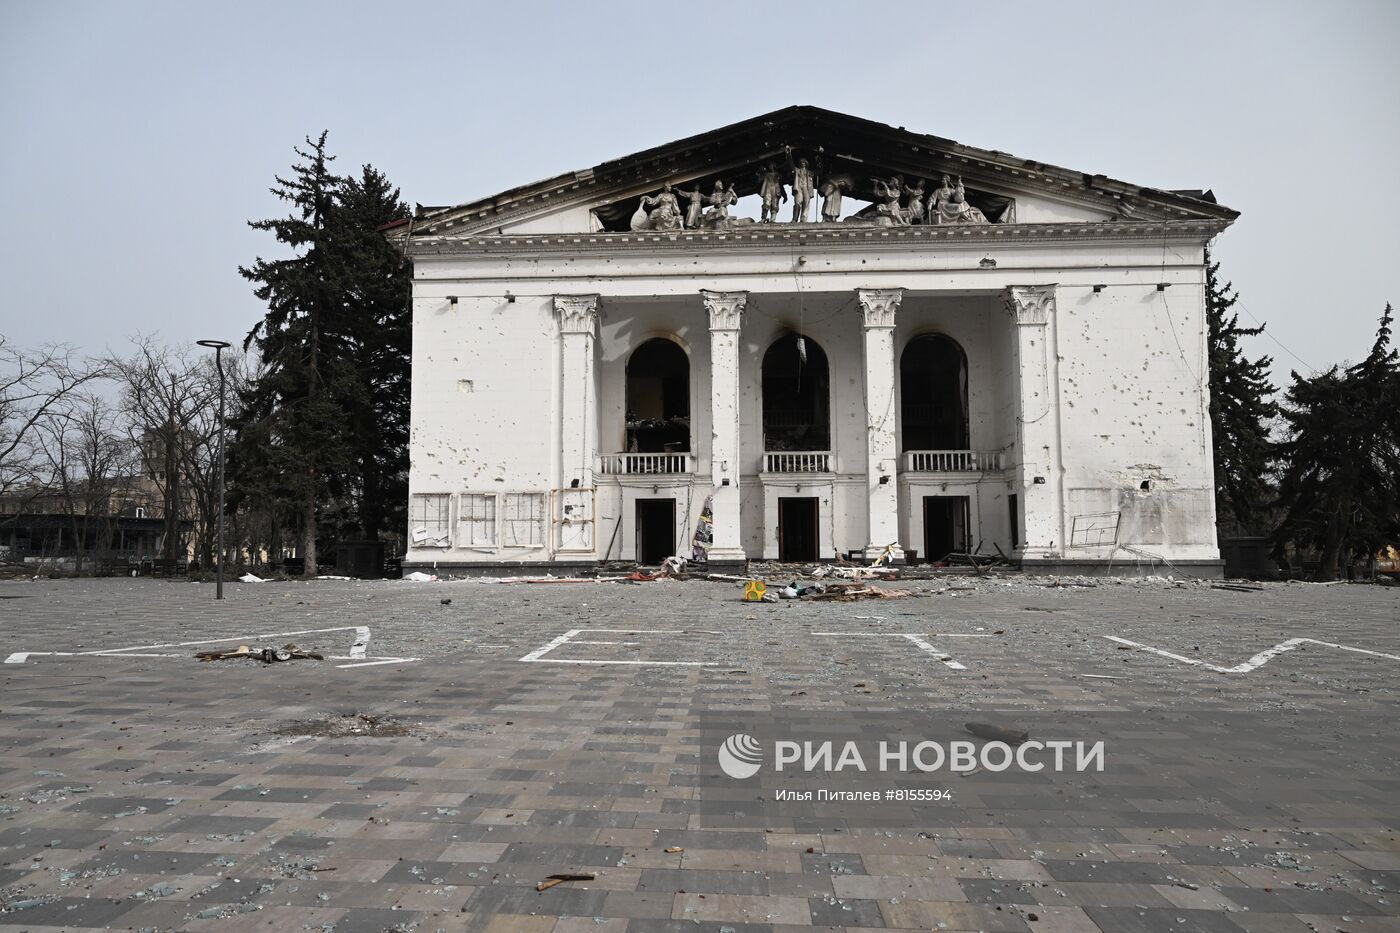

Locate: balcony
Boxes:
[903,450,1004,472]
[597,452,694,475]
[764,451,832,473]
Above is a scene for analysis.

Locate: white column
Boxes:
[701,289,748,566]
[554,294,599,554]
[1005,285,1064,558]
[857,287,905,562]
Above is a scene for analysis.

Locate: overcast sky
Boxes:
[3,0,1398,388]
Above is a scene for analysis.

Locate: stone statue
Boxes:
[678,186,706,229]
[632,183,683,231]
[872,175,911,226]
[702,181,739,228]
[787,148,815,223]
[820,175,851,222]
[757,162,787,223]
[929,174,990,225]
[903,178,927,224]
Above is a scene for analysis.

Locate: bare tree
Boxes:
[0,338,107,508]
[179,351,250,570]
[109,338,218,565]
[33,393,134,574]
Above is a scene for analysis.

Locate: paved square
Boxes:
[2,575,1398,931]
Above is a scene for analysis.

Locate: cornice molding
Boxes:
[406,220,1229,259]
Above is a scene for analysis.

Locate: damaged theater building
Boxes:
[393,107,1237,576]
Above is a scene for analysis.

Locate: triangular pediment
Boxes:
[401,106,1237,240]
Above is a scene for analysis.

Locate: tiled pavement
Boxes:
[1,575,1397,931]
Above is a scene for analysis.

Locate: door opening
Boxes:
[923,496,970,563]
[778,497,820,562]
[635,498,676,565]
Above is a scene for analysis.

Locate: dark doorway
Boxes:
[762,334,830,451]
[900,335,969,450]
[923,496,969,562]
[626,339,690,453]
[778,497,819,562]
[1007,494,1019,549]
[635,498,676,565]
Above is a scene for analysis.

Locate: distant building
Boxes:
[392,107,1236,576]
[0,475,184,569]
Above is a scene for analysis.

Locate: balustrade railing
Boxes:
[597,453,694,475]
[763,451,832,473]
[902,450,1004,472]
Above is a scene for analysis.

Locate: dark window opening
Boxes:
[635,498,676,565]
[626,339,690,453]
[762,334,830,451]
[778,497,820,562]
[901,334,969,450]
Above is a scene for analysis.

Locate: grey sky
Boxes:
[3,0,1397,388]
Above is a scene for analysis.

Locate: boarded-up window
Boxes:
[458,493,497,546]
[502,493,547,548]
[410,493,452,547]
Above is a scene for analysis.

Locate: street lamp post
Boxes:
[197,340,232,599]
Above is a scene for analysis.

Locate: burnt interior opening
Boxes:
[901,334,969,450]
[626,338,690,453]
[763,334,830,451]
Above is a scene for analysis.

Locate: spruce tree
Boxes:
[236,132,356,575]
[1204,248,1277,533]
[332,166,410,541]
[1273,305,1400,578]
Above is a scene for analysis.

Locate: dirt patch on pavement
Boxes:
[272,712,425,738]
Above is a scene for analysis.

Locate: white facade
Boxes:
[397,107,1236,576]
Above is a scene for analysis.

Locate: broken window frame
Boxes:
[501,492,548,549]
[409,493,452,548]
[457,492,498,547]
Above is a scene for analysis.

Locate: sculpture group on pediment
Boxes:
[626,156,998,230]
[928,174,989,225]
[631,183,684,231]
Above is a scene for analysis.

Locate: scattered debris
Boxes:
[196,644,324,663]
[238,573,266,583]
[273,712,423,738]
[664,846,684,853]
[403,571,438,582]
[536,872,595,892]
[965,722,1030,745]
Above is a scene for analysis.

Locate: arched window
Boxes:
[625,338,690,453]
[762,334,830,451]
[900,334,969,450]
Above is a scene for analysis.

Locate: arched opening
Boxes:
[625,338,690,453]
[900,334,969,450]
[762,334,830,451]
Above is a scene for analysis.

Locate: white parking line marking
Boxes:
[812,632,981,670]
[519,629,715,666]
[901,634,969,670]
[5,626,418,670]
[1103,636,1400,673]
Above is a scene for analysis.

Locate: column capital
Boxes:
[1004,285,1055,326]
[856,288,904,328]
[701,290,747,330]
[554,294,600,334]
